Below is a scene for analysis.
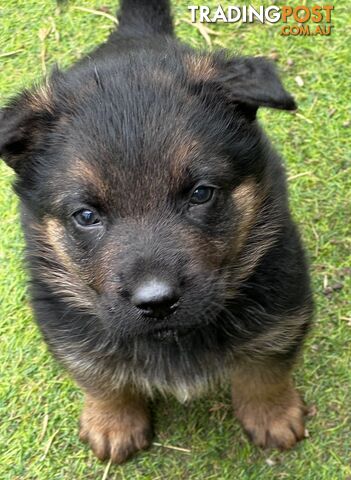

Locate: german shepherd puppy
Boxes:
[0,0,313,464]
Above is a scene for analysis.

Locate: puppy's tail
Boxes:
[117,0,173,37]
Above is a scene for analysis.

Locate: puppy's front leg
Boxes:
[79,389,152,463]
[231,362,307,450]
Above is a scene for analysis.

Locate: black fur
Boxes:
[1,0,312,400]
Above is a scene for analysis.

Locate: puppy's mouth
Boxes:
[145,323,197,341]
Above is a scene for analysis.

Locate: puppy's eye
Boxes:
[190,186,214,205]
[73,209,101,227]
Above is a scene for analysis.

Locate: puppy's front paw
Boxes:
[79,394,152,463]
[235,388,307,450]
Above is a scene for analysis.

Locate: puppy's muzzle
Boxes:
[131,278,180,318]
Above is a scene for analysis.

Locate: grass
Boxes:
[0,1,350,478]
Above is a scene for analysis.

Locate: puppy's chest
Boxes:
[61,340,232,402]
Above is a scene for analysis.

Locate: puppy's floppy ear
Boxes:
[0,83,55,174]
[214,56,297,116]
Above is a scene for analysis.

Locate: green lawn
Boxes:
[0,1,350,479]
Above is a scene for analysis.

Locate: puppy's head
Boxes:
[0,49,295,342]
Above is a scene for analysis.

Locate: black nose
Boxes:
[131,278,180,318]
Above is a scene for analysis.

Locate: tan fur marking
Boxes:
[79,391,152,463]
[231,179,262,255]
[45,218,75,271]
[30,217,97,313]
[28,82,53,114]
[184,54,216,82]
[68,159,108,198]
[232,364,307,450]
[225,180,283,294]
[170,138,199,178]
[240,308,311,357]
